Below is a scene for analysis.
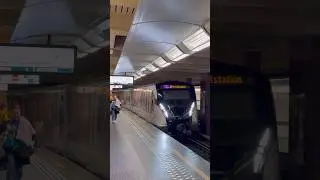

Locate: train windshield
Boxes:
[158,89,194,106]
[162,90,191,100]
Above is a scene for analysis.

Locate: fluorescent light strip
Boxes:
[192,41,210,52]
[165,46,183,60]
[172,54,190,62]
[183,28,210,51]
[146,64,159,72]
[133,29,210,77]
[132,73,139,78]
[137,67,148,76]
[153,57,171,67]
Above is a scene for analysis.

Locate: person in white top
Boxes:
[4,104,36,180]
[114,95,122,109]
[13,105,36,147]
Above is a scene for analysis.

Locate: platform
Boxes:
[0,148,100,180]
[110,110,210,180]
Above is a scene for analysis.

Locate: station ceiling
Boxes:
[125,0,320,86]
[113,0,210,86]
[0,0,108,88]
[110,0,139,74]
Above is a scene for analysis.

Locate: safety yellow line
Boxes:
[172,149,210,180]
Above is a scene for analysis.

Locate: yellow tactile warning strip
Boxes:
[111,110,210,180]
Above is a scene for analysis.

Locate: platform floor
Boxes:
[110,110,210,180]
[0,148,100,180]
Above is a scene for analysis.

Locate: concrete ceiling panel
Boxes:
[133,0,209,25]
[116,0,210,75]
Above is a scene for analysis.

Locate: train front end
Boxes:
[155,81,197,136]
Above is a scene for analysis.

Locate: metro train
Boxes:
[211,62,281,180]
[154,81,198,136]
[117,81,198,136]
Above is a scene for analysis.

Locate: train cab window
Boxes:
[162,90,191,100]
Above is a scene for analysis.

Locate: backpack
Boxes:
[3,119,33,165]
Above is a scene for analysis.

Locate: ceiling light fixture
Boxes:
[165,46,189,62]
[172,54,190,62]
[137,67,148,76]
[182,28,210,51]
[191,41,210,52]
[153,57,171,68]
[146,64,159,72]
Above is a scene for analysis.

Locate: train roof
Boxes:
[156,81,193,86]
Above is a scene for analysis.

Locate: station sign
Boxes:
[0,75,40,84]
[211,75,243,85]
[110,85,123,90]
[110,76,133,86]
[0,45,75,73]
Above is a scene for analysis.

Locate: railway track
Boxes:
[184,137,210,161]
[188,137,210,151]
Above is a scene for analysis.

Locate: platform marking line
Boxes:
[34,155,66,180]
[31,159,56,180]
[172,149,210,180]
[31,155,66,180]
[124,113,208,180]
[125,117,194,179]
[125,110,210,180]
[127,110,210,180]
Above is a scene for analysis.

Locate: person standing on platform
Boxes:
[3,104,36,180]
[114,95,121,112]
[110,99,118,123]
[110,94,121,123]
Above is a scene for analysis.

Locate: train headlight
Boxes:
[159,103,169,118]
[188,102,195,117]
[253,128,271,173]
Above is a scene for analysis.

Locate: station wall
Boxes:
[7,85,108,179]
[117,89,167,127]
